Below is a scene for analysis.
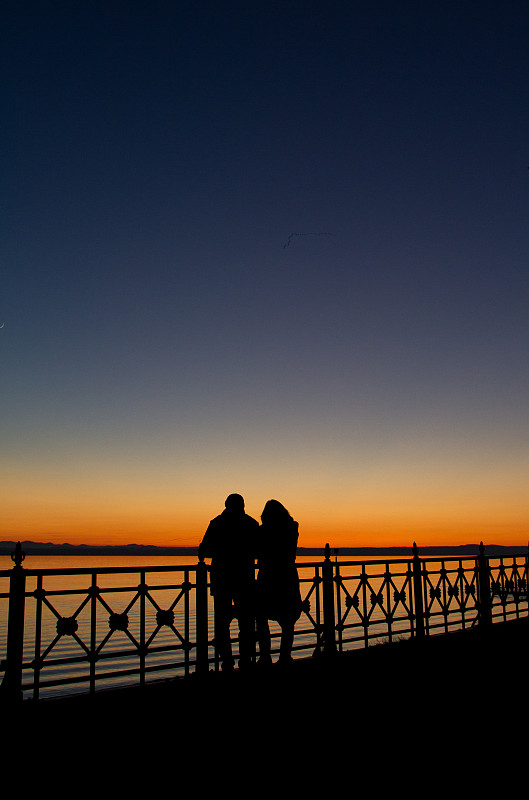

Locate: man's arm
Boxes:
[198,521,215,559]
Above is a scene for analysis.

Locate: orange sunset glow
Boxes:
[3,455,527,549]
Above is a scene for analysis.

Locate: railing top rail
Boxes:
[334,552,528,565]
[332,556,414,565]
[0,557,417,578]
[9,560,324,578]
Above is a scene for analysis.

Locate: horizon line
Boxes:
[1,539,526,554]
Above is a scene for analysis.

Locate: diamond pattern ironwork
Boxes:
[28,570,200,687]
[335,561,414,646]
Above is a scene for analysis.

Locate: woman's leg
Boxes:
[256,615,272,663]
[279,621,294,662]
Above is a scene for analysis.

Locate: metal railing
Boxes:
[1,541,527,702]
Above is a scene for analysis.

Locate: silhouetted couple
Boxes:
[199,494,302,671]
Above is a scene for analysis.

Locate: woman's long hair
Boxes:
[261,499,293,525]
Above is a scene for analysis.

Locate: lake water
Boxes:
[1,552,525,700]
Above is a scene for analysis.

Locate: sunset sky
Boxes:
[2,2,528,549]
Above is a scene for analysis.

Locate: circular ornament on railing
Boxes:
[109,612,129,631]
[156,609,175,627]
[370,592,384,606]
[345,594,359,609]
[57,616,78,636]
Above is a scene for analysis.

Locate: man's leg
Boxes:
[234,588,256,668]
[213,590,234,670]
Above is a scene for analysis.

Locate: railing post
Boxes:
[195,553,209,675]
[1,542,27,703]
[477,541,492,627]
[322,543,336,654]
[139,570,146,687]
[412,542,425,639]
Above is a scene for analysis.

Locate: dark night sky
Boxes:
[2,1,528,546]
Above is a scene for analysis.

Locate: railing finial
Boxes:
[11,541,26,568]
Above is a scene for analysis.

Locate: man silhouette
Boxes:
[199,494,259,670]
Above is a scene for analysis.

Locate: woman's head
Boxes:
[261,499,292,523]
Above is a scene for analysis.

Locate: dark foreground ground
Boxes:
[4,618,527,782]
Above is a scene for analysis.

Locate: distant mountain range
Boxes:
[0,540,526,557]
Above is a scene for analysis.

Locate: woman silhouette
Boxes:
[255,499,302,665]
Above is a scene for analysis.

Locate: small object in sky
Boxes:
[283,231,332,248]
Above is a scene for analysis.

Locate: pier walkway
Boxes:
[6,616,527,791]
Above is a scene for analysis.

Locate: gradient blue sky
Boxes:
[2,1,528,547]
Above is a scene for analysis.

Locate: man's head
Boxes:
[225,493,245,514]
